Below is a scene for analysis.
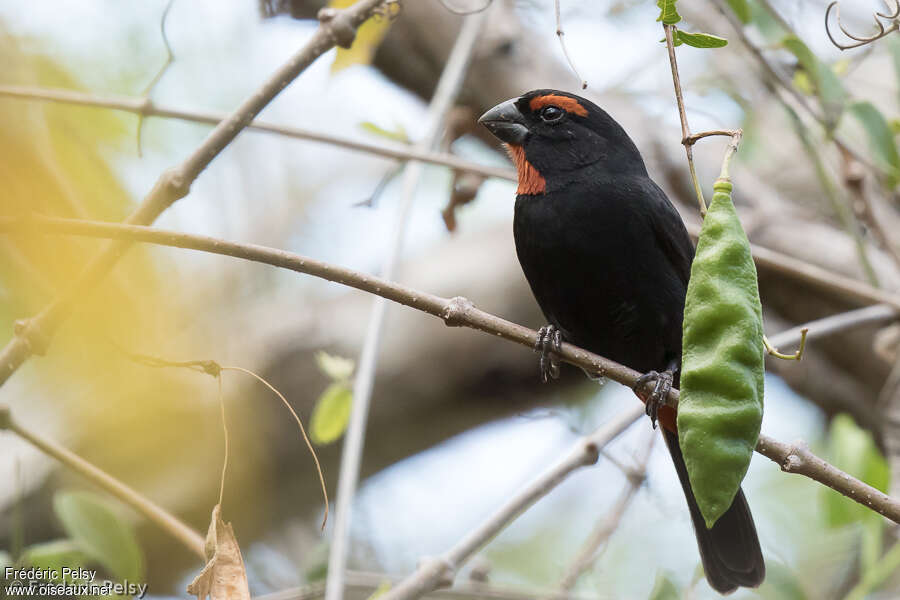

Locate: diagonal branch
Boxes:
[4,216,900,524]
[380,406,645,600]
[0,405,206,558]
[0,0,392,389]
[0,85,515,182]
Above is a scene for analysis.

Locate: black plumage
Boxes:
[480,89,765,594]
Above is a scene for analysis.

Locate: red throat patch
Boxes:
[506,144,546,195]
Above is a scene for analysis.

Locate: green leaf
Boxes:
[53,492,144,581]
[781,35,847,127]
[823,414,889,528]
[310,382,353,445]
[358,121,409,144]
[725,0,751,24]
[648,572,680,600]
[21,540,89,581]
[679,178,764,529]
[674,31,728,49]
[849,101,900,188]
[314,351,356,381]
[656,0,681,25]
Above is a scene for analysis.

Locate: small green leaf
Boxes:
[679,178,764,529]
[314,351,355,381]
[782,35,847,126]
[725,0,751,24]
[21,540,89,581]
[359,121,409,144]
[656,0,681,25]
[53,492,144,581]
[823,414,889,528]
[648,572,680,600]
[849,101,900,188]
[310,382,353,445]
[674,31,728,49]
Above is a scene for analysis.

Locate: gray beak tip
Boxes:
[479,98,528,145]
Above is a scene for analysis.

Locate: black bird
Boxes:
[479,89,765,595]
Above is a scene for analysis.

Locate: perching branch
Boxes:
[6,216,900,524]
[0,0,393,389]
[0,85,514,182]
[0,405,206,559]
[379,406,645,600]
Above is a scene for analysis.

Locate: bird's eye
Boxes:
[540,105,564,122]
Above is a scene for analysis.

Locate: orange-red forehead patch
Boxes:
[528,94,588,117]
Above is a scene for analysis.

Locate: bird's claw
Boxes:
[632,369,674,429]
[535,324,562,383]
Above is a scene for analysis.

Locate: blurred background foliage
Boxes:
[1,0,900,599]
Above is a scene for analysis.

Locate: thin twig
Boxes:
[663,24,706,216]
[0,405,206,558]
[223,365,329,530]
[825,0,900,51]
[0,85,515,182]
[0,0,393,388]
[549,433,656,598]
[7,217,900,523]
[325,12,489,600]
[380,406,645,600]
[137,0,176,156]
[554,0,587,89]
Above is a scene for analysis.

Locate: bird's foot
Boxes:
[534,324,562,383]
[632,369,674,429]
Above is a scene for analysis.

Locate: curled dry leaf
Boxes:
[187,504,250,600]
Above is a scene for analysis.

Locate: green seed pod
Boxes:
[678,178,764,529]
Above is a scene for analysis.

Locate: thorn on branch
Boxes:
[442,296,475,327]
[318,7,359,49]
[825,0,900,51]
[13,318,50,356]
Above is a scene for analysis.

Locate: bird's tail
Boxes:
[662,428,765,594]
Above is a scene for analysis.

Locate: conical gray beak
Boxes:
[478,98,528,145]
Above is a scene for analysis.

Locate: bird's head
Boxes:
[478,89,646,195]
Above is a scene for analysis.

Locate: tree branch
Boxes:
[5,216,900,523]
[0,405,206,558]
[0,0,391,388]
[0,85,515,182]
[380,406,645,600]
